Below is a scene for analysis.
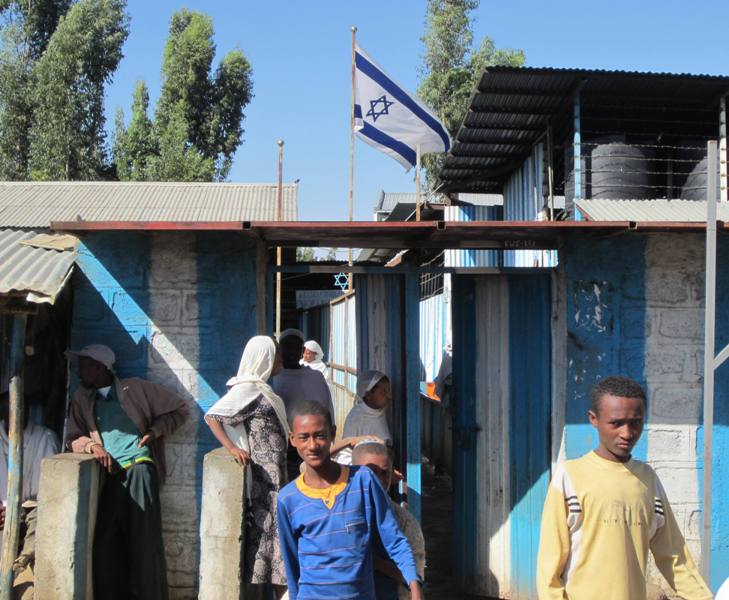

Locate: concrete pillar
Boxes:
[199,448,247,600]
[35,453,100,600]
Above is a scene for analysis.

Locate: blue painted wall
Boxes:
[70,231,258,591]
[71,232,152,378]
[563,235,648,461]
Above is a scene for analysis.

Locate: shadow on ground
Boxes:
[422,467,496,600]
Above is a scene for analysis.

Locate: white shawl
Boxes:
[300,340,329,376]
[206,335,290,463]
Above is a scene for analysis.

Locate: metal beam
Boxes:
[701,140,718,583]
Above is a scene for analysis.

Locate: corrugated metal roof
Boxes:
[577,198,729,222]
[0,181,298,228]
[440,66,729,193]
[375,191,503,214]
[0,228,76,304]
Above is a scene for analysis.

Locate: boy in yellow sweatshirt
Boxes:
[537,376,712,600]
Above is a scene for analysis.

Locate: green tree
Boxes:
[28,0,128,179]
[418,0,524,185]
[0,0,73,179]
[114,9,253,182]
[296,247,316,262]
[112,81,156,180]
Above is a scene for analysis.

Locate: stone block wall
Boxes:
[71,231,258,598]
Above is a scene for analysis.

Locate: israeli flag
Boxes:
[354,43,451,169]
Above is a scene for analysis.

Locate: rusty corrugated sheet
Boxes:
[0,182,298,227]
[0,228,76,304]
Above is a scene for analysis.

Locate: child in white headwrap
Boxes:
[335,370,392,466]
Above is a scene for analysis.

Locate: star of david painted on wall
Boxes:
[366,95,394,122]
[334,273,350,291]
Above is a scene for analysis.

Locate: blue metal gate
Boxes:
[452,273,551,599]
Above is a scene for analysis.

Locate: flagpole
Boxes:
[348,26,357,292]
[415,144,422,221]
[276,139,284,338]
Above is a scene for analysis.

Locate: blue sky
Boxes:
[106,0,729,221]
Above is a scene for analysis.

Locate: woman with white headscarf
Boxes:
[205,336,289,597]
[300,340,328,376]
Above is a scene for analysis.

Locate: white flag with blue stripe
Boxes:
[354,43,451,169]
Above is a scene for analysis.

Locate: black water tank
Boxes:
[681,150,720,200]
[590,142,654,199]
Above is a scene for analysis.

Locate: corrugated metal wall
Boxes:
[329,294,357,426]
[444,205,503,268]
[503,143,558,268]
[453,273,552,599]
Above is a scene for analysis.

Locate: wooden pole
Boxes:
[348,26,357,292]
[0,314,26,597]
[415,144,422,222]
[276,140,284,338]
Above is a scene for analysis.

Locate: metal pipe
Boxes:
[701,139,718,582]
[0,313,26,597]
[415,144,422,222]
[720,97,727,202]
[573,92,582,219]
[348,26,357,292]
[276,140,284,337]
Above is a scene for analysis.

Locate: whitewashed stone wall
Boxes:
[644,233,705,590]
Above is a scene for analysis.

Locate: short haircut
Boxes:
[590,376,646,415]
[352,441,391,465]
[288,399,332,428]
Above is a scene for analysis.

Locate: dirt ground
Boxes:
[421,467,494,600]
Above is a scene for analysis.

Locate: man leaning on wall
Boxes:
[64,344,188,600]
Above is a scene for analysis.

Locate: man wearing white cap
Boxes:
[65,344,188,600]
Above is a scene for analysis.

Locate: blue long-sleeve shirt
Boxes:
[277,465,419,600]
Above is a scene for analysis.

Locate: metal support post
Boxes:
[701,140,718,582]
[0,314,27,598]
[404,270,421,521]
[573,93,582,220]
[720,97,727,202]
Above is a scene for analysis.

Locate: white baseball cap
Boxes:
[65,344,116,372]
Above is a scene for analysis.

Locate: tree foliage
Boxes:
[29,0,128,179]
[418,0,524,185]
[0,0,128,180]
[113,9,253,181]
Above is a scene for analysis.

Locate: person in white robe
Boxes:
[300,340,329,378]
[0,391,61,572]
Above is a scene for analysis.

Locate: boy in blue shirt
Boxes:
[277,400,423,600]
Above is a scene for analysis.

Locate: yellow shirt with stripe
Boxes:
[536,451,711,600]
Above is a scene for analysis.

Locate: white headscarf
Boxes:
[206,336,290,452]
[337,370,391,465]
[300,340,328,376]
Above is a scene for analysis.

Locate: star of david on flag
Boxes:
[353,43,451,169]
